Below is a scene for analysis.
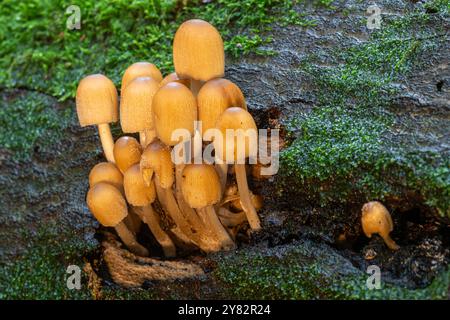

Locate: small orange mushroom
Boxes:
[361,201,400,250]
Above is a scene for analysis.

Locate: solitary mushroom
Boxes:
[215,107,261,231]
[76,74,118,163]
[121,62,163,91]
[120,77,159,147]
[123,164,176,258]
[198,78,247,191]
[140,140,219,252]
[181,164,235,250]
[361,201,400,250]
[173,19,224,96]
[87,182,149,256]
[113,136,142,174]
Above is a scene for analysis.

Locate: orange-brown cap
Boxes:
[159,72,190,88]
[113,136,142,174]
[173,19,224,81]
[198,78,247,133]
[123,164,156,207]
[121,62,163,91]
[214,107,258,162]
[181,164,221,209]
[140,140,174,188]
[361,201,394,238]
[120,77,159,133]
[89,162,123,190]
[152,82,197,146]
[87,182,128,227]
[76,74,118,127]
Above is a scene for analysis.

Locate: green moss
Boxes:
[280,7,450,215]
[0,0,325,159]
[0,224,94,299]
[214,245,450,300]
[0,91,72,160]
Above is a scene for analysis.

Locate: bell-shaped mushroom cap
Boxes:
[120,77,159,133]
[123,164,156,207]
[173,19,224,81]
[159,72,190,88]
[113,136,142,174]
[361,201,394,237]
[76,74,118,127]
[89,162,123,190]
[140,140,174,188]
[87,182,127,227]
[214,107,258,162]
[198,78,247,133]
[121,62,163,91]
[152,82,197,146]
[181,164,221,209]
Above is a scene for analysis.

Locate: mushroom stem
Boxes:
[114,221,149,256]
[235,164,261,231]
[215,163,228,195]
[190,80,203,97]
[139,131,146,148]
[123,210,142,235]
[199,206,235,250]
[175,164,207,233]
[381,234,400,250]
[139,129,156,148]
[98,123,115,163]
[133,206,176,258]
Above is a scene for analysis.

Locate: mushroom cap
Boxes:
[361,201,394,238]
[198,78,247,133]
[76,74,118,127]
[173,19,224,81]
[214,107,258,162]
[181,164,221,209]
[87,182,128,227]
[140,140,174,188]
[159,72,190,88]
[120,77,159,133]
[123,164,156,207]
[113,136,142,174]
[121,62,163,91]
[89,162,123,190]
[152,82,197,146]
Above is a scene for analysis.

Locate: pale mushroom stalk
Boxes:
[215,162,228,195]
[114,221,149,257]
[235,164,261,231]
[383,235,400,251]
[98,123,115,163]
[199,206,234,247]
[139,128,157,148]
[132,206,176,258]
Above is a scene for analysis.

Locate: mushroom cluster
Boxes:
[76,19,266,257]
